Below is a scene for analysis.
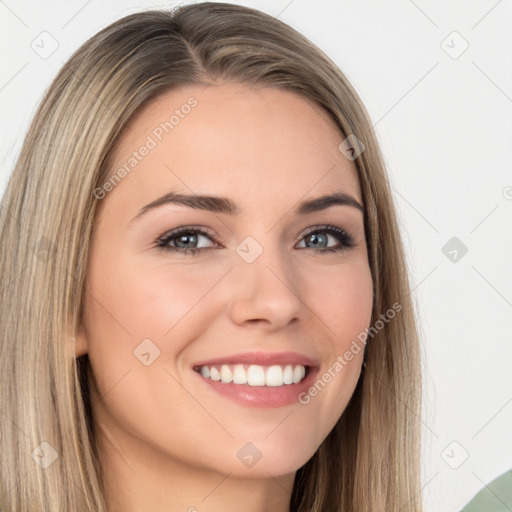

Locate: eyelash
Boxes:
[155,225,356,256]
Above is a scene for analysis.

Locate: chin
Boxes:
[205,435,319,478]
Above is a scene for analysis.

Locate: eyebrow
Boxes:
[130,190,364,223]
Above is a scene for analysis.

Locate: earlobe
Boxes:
[72,325,89,358]
[74,336,89,358]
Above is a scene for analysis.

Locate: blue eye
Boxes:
[156,225,355,256]
[156,227,218,256]
[298,226,355,252]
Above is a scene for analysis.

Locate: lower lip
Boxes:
[194,367,319,408]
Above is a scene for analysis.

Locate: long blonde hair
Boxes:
[0,3,423,510]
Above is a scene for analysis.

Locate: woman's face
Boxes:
[77,82,373,478]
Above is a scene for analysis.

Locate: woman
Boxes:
[0,3,423,511]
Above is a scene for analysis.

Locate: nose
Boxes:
[227,243,303,331]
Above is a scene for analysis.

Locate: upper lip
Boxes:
[192,351,320,369]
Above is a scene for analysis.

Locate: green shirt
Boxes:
[460,469,512,512]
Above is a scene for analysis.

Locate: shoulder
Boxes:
[460,468,512,512]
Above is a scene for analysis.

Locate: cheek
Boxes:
[88,251,219,333]
[83,253,229,376]
[81,255,226,444]
[306,259,374,347]
[123,258,230,342]
[296,260,373,427]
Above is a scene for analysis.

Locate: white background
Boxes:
[1,1,511,510]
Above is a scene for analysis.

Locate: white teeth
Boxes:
[247,365,266,386]
[292,365,305,384]
[220,365,233,383]
[195,363,308,387]
[265,365,283,386]
[209,367,221,381]
[232,364,247,384]
[283,364,293,384]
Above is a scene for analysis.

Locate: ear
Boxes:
[72,324,89,358]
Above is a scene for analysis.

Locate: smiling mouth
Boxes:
[193,363,311,387]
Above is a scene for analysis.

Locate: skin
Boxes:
[75,82,374,512]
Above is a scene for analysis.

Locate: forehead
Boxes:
[103,82,362,216]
